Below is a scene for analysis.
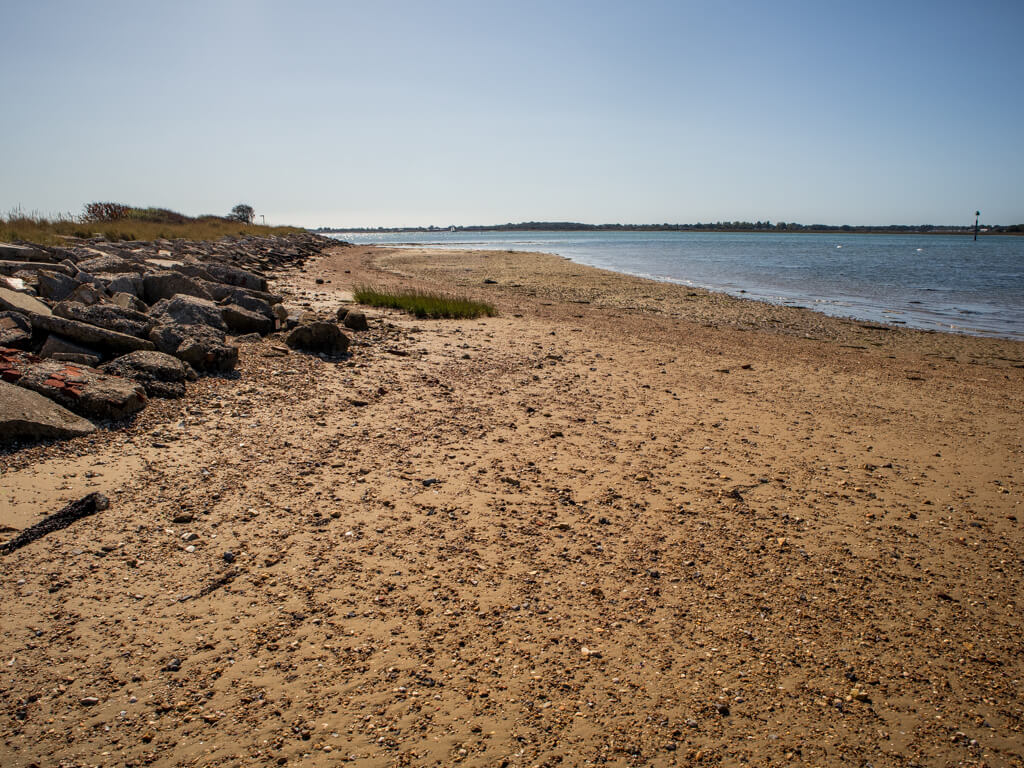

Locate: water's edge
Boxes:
[327,232,1024,341]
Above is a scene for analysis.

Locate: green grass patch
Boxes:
[354,285,496,319]
[1,207,304,246]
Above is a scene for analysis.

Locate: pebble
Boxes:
[80,696,99,706]
[165,658,181,672]
[181,532,199,542]
[223,551,236,563]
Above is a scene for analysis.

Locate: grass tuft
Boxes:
[353,285,496,319]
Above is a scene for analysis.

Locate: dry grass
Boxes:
[1,209,304,246]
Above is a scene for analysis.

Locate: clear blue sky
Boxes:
[2,0,1021,228]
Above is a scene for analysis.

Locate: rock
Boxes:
[273,304,289,324]
[2,350,146,420]
[79,697,100,707]
[336,307,350,322]
[0,242,49,262]
[39,334,102,363]
[174,263,216,283]
[343,310,368,331]
[221,290,275,320]
[50,352,102,366]
[77,254,139,274]
[165,658,181,672]
[101,350,196,398]
[149,323,238,372]
[223,551,236,563]
[222,304,273,335]
[0,260,70,276]
[0,312,32,348]
[142,271,213,304]
[0,379,96,444]
[29,314,155,354]
[149,295,226,331]
[0,285,52,316]
[110,291,148,313]
[201,280,282,308]
[203,263,267,292]
[286,322,350,355]
[36,270,78,301]
[233,332,261,344]
[102,273,145,297]
[68,283,107,306]
[54,301,153,338]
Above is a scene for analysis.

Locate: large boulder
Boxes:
[68,283,107,306]
[101,350,196,398]
[286,322,350,355]
[222,304,273,335]
[149,323,238,372]
[203,263,267,292]
[101,273,145,298]
[0,285,51,316]
[201,279,282,308]
[111,291,149,313]
[39,334,101,366]
[210,285,276,317]
[142,271,213,304]
[0,311,32,348]
[1,349,146,420]
[54,300,153,338]
[149,295,226,331]
[0,380,96,444]
[77,254,139,274]
[0,260,69,276]
[0,242,50,262]
[36,270,78,301]
[29,313,154,354]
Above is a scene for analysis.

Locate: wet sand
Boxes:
[1,245,1022,767]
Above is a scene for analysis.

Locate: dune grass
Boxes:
[354,285,497,319]
[1,208,304,246]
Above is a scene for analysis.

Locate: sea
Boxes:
[326,231,1024,341]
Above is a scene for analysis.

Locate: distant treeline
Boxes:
[316,221,1024,235]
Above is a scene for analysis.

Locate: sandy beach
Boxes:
[2,244,1022,767]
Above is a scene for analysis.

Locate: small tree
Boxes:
[228,204,255,223]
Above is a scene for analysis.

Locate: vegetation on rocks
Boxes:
[1,204,301,246]
[353,285,496,319]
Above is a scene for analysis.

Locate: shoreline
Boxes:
[1,243,1022,767]
[327,234,1024,343]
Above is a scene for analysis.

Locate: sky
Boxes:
[1,0,1022,228]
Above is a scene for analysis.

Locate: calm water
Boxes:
[327,231,1024,340]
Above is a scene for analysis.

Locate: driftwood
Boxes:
[0,492,109,555]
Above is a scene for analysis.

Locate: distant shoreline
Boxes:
[314,222,1023,236]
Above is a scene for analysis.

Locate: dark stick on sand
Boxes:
[0,492,109,555]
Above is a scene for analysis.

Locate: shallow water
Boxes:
[327,230,1024,340]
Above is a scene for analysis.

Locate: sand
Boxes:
[1,244,1022,767]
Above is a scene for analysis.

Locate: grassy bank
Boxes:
[1,209,304,246]
[354,285,496,319]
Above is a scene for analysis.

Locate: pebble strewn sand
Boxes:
[1,245,1022,767]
